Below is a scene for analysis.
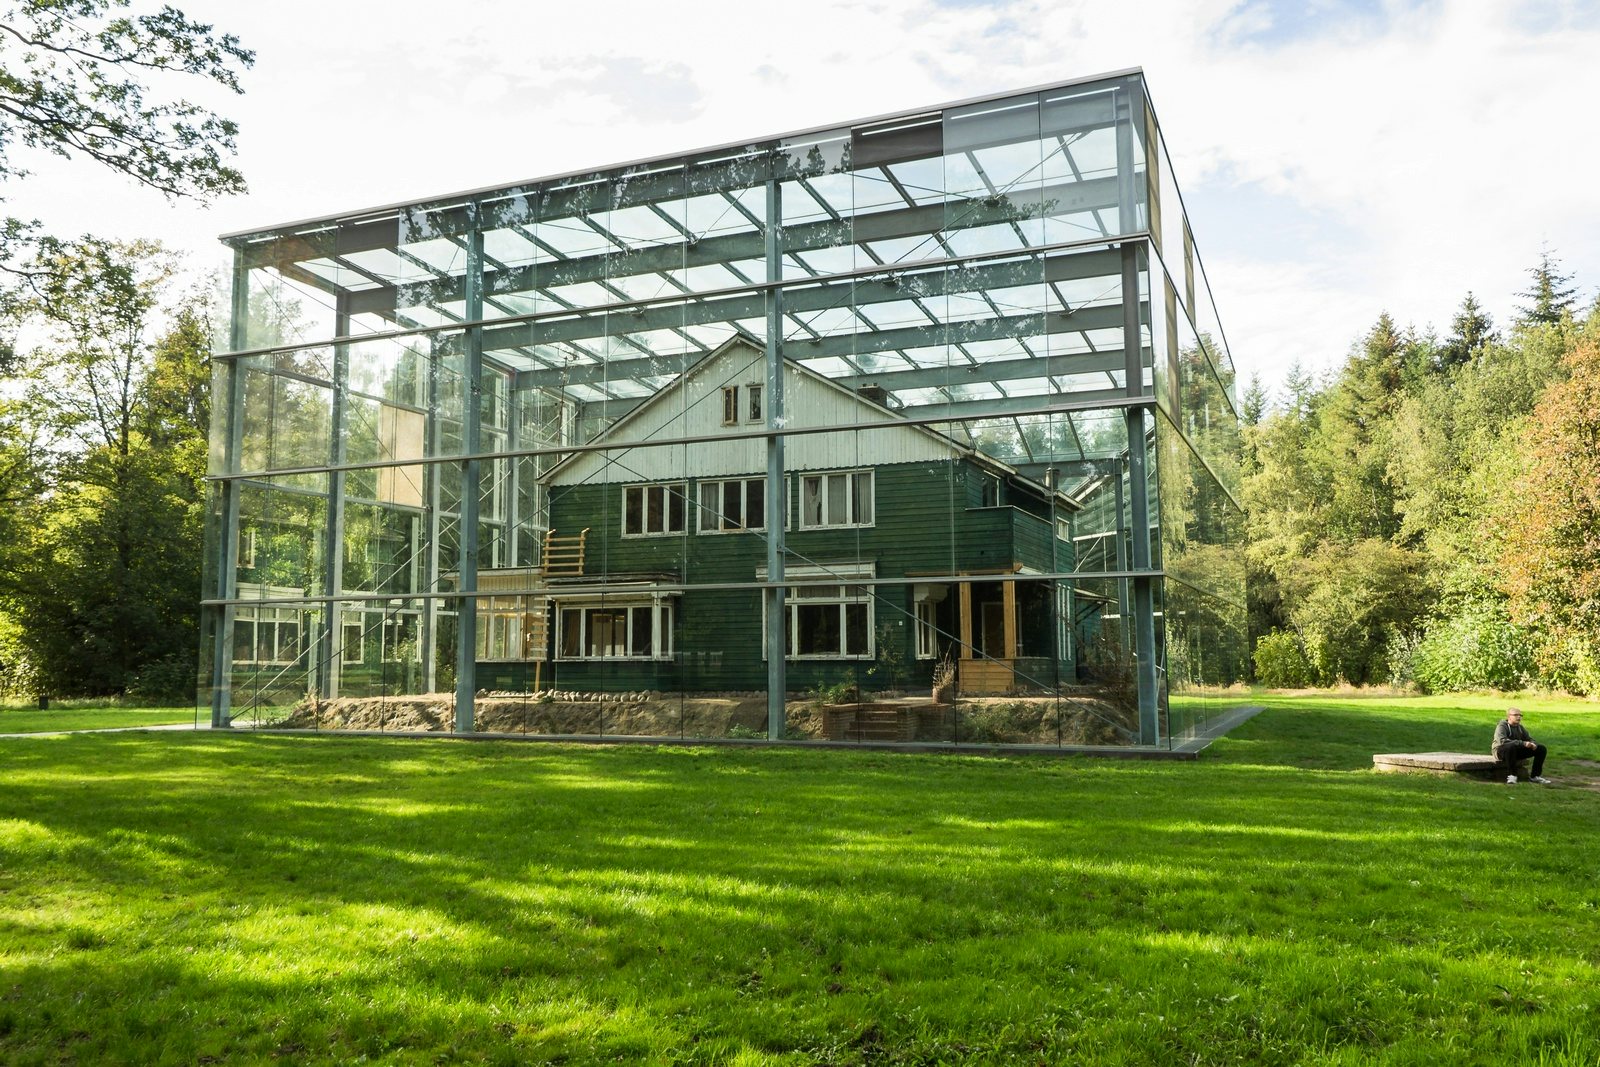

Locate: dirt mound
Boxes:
[282,692,1132,746]
[285,693,815,738]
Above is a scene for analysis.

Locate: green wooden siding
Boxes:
[485,460,1077,692]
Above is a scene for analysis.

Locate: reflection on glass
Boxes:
[208,71,1241,748]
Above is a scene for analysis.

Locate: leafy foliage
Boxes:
[1251,628,1314,687]
[1498,337,1600,692]
[0,239,210,700]
[0,0,252,198]
[1245,251,1597,693]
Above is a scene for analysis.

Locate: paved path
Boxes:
[0,721,211,739]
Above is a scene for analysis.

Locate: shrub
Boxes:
[1411,601,1533,693]
[1253,629,1315,688]
[128,654,197,704]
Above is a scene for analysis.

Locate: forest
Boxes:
[1244,253,1600,695]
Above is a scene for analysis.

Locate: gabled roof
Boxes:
[544,337,1081,510]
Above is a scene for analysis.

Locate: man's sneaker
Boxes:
[1531,776,1553,784]
[1506,775,1518,784]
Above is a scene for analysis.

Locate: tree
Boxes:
[0,1,252,275]
[0,1,251,197]
[2,239,211,699]
[1498,336,1600,693]
[1516,248,1578,326]
[1439,292,1495,370]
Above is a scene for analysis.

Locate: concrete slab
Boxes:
[1373,751,1502,778]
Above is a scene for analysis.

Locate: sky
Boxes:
[7,0,1599,401]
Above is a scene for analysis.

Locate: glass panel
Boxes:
[209,72,1232,747]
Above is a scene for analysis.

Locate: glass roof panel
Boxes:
[885,157,943,205]
[543,281,614,307]
[851,170,904,215]
[482,227,540,268]
[970,141,1045,191]
[866,234,940,264]
[855,299,933,330]
[681,263,747,291]
[605,205,685,248]
[795,356,860,379]
[802,172,853,216]
[532,218,615,259]
[340,247,409,284]
[790,306,860,335]
[399,238,468,276]
[943,224,1029,258]
[790,245,855,276]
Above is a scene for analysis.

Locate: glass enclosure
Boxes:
[201,68,1245,748]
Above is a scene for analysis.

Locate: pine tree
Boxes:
[1517,249,1578,325]
[1439,292,1496,369]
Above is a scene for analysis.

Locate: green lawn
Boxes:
[0,704,196,733]
[1,693,1597,1065]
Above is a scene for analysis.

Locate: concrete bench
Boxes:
[1372,752,1516,779]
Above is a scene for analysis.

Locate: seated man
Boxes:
[1493,707,1551,784]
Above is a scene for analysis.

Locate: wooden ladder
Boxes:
[540,527,588,577]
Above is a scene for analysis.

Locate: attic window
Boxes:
[722,384,763,426]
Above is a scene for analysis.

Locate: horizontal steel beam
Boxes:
[502,249,1124,378]
[253,176,1122,319]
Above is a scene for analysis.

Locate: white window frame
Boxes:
[759,564,875,661]
[555,600,675,661]
[230,606,303,666]
[798,470,874,530]
[745,383,763,423]
[914,600,938,660]
[382,614,420,663]
[340,620,365,666]
[698,477,767,534]
[622,483,687,537]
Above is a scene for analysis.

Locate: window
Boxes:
[230,606,303,665]
[476,596,548,661]
[238,528,257,569]
[382,615,419,662]
[623,483,686,536]
[340,621,365,665]
[799,470,873,529]
[915,600,938,659]
[760,565,875,660]
[557,601,673,660]
[784,584,872,658]
[722,384,763,426]
[1056,516,1072,542]
[699,477,766,533]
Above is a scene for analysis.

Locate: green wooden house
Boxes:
[472,339,1086,696]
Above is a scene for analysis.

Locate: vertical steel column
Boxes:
[420,334,442,694]
[209,251,250,728]
[316,296,351,699]
[1117,77,1161,746]
[454,209,485,733]
[764,176,787,739]
[1125,403,1159,747]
